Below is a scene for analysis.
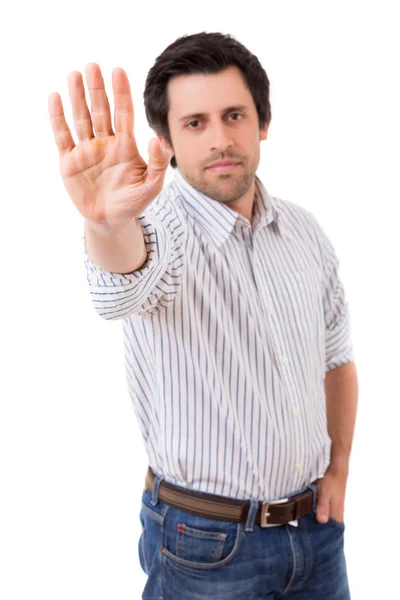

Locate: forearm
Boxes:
[325,361,359,473]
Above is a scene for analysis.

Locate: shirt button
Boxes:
[294,409,301,419]
[253,252,259,265]
[296,462,303,471]
[281,356,289,366]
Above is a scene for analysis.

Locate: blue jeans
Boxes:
[138,477,351,599]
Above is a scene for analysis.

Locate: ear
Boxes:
[259,123,269,142]
[158,135,175,158]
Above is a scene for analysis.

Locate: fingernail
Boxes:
[319,514,328,523]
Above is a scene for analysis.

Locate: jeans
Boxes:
[138,477,351,599]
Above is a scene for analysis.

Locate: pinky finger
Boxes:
[48,92,76,155]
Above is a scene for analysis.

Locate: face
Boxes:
[161,65,269,207]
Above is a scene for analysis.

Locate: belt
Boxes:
[145,467,318,527]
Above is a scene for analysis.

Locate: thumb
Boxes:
[147,137,172,180]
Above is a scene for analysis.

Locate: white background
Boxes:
[1,1,399,598]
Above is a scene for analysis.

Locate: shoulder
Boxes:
[144,178,185,220]
[271,193,335,269]
[139,179,189,248]
[273,194,322,235]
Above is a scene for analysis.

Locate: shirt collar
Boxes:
[172,169,283,247]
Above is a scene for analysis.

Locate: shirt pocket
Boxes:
[277,267,323,342]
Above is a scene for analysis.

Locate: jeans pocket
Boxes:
[138,515,147,573]
[162,508,245,571]
[138,497,165,578]
[328,516,345,530]
[175,523,228,562]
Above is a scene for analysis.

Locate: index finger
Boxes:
[48,92,76,155]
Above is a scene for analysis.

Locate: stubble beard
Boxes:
[180,159,258,206]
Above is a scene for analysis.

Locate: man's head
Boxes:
[143,32,271,205]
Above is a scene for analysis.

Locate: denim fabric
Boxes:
[138,486,350,600]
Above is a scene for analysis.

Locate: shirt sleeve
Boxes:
[83,201,187,321]
[312,217,356,372]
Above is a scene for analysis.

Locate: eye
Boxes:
[186,113,243,129]
[187,120,201,129]
[229,113,243,121]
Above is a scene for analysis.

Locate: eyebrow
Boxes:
[178,105,249,123]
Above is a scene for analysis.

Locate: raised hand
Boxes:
[48,63,172,232]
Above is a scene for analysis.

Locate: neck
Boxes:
[226,178,256,223]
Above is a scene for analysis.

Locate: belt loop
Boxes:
[244,500,259,532]
[306,481,318,512]
[151,474,162,506]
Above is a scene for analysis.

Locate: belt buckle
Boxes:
[261,497,289,527]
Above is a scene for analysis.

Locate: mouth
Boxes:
[206,162,241,174]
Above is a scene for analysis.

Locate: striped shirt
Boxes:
[83,168,355,502]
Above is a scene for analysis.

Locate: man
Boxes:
[48,32,358,600]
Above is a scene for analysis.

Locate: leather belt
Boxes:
[145,467,318,527]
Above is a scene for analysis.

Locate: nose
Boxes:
[209,121,234,153]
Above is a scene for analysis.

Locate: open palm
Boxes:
[48,63,171,231]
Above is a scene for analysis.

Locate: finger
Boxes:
[316,504,330,523]
[146,138,171,180]
[112,67,135,137]
[330,499,345,522]
[315,483,330,523]
[67,70,95,142]
[48,92,76,155]
[84,63,114,138]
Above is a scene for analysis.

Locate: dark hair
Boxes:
[143,32,271,169]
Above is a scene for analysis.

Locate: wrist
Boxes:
[84,217,139,238]
[327,460,349,477]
